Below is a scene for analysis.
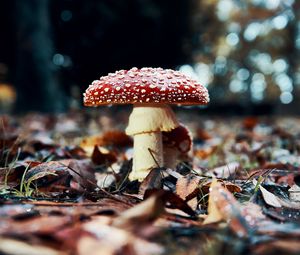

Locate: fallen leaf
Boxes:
[0,204,35,218]
[176,174,200,199]
[139,168,163,197]
[91,145,117,165]
[194,146,216,159]
[112,195,164,229]
[25,161,70,190]
[26,159,97,191]
[254,240,300,255]
[196,128,212,140]
[253,179,282,208]
[83,217,163,255]
[240,202,266,227]
[77,236,116,255]
[243,117,258,130]
[54,226,93,252]
[257,221,300,237]
[212,162,240,178]
[203,179,249,237]
[276,173,295,187]
[101,130,132,147]
[80,131,132,151]
[0,215,72,235]
[176,175,242,205]
[264,207,300,223]
[288,184,300,202]
[0,238,65,255]
[144,189,196,217]
[203,179,223,224]
[95,172,116,188]
[176,174,200,210]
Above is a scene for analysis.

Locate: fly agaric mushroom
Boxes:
[84,67,209,181]
[162,124,193,169]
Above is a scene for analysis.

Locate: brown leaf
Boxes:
[0,215,72,235]
[25,161,70,189]
[113,189,196,233]
[80,130,132,150]
[26,159,97,191]
[0,238,65,255]
[176,174,200,210]
[25,198,131,218]
[66,146,88,159]
[240,202,266,227]
[54,226,92,252]
[112,195,164,230]
[254,240,300,255]
[194,146,216,159]
[203,179,223,224]
[83,217,163,255]
[91,145,117,166]
[243,116,258,130]
[101,130,133,147]
[277,174,295,187]
[176,175,242,203]
[77,236,116,255]
[62,159,97,190]
[200,179,242,194]
[144,189,196,217]
[139,168,162,197]
[203,179,249,237]
[176,174,200,200]
[0,167,23,187]
[196,128,212,140]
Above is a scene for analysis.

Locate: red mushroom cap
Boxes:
[162,124,192,154]
[83,67,209,106]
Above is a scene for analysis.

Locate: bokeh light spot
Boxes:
[272,15,288,30]
[280,92,293,104]
[226,33,239,46]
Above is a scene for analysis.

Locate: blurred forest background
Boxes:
[0,0,299,115]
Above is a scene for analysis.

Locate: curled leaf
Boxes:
[253,179,282,208]
[91,146,117,166]
[204,179,249,237]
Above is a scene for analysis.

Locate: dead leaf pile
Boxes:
[1,113,300,254]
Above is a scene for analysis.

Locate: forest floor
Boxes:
[0,110,300,255]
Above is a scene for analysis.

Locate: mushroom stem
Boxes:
[130,131,163,180]
[126,104,179,181]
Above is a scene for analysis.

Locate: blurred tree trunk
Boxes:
[15,0,65,112]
